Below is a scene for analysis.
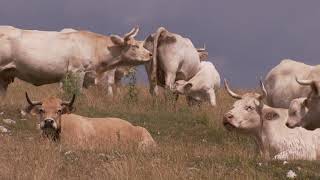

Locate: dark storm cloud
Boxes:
[1,0,319,87]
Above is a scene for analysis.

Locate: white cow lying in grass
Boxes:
[223,80,320,160]
[173,61,220,106]
[24,93,156,151]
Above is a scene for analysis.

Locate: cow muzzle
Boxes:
[42,118,56,129]
[223,113,236,131]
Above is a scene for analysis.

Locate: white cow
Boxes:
[223,80,320,160]
[0,26,152,96]
[143,27,202,95]
[173,61,220,106]
[264,59,320,108]
[286,79,320,130]
[92,66,134,96]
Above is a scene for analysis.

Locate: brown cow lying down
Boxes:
[24,93,156,151]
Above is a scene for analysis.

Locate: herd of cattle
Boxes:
[1,25,320,160]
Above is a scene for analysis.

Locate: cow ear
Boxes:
[110,35,124,46]
[262,108,279,121]
[23,105,41,116]
[199,51,208,61]
[62,105,75,114]
[312,83,320,96]
[184,83,193,92]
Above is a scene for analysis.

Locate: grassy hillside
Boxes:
[0,80,319,179]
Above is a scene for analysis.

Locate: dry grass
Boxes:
[0,80,319,179]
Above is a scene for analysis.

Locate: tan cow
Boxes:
[24,93,156,151]
[0,26,152,96]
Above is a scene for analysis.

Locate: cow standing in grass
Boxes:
[143,27,203,95]
[0,26,152,96]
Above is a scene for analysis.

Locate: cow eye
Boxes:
[39,109,45,114]
[245,106,255,111]
[57,109,62,114]
[132,45,139,48]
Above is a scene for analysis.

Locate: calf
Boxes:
[223,80,320,160]
[173,61,220,106]
[286,78,320,130]
[24,93,156,150]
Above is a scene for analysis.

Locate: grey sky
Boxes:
[1,0,319,87]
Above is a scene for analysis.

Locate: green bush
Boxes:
[61,72,81,98]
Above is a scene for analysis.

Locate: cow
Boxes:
[24,93,156,150]
[0,26,152,96]
[172,61,220,106]
[143,27,202,96]
[58,27,133,95]
[223,80,320,160]
[264,59,320,108]
[91,66,134,96]
[286,78,320,130]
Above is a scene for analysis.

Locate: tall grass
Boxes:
[0,80,319,179]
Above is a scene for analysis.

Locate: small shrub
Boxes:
[61,72,81,98]
[124,67,138,104]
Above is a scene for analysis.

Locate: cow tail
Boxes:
[150,27,166,94]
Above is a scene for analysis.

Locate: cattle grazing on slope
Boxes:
[286,78,320,130]
[264,59,320,108]
[223,80,320,160]
[0,26,152,96]
[173,61,220,106]
[143,27,202,96]
[24,93,156,151]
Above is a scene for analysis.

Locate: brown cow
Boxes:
[24,93,156,151]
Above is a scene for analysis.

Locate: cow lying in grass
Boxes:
[24,93,156,151]
[223,80,320,160]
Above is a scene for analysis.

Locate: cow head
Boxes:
[286,78,320,130]
[286,98,308,128]
[25,92,75,140]
[173,80,192,94]
[109,26,152,66]
[223,79,267,134]
[196,45,209,61]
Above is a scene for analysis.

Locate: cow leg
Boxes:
[106,84,113,97]
[114,78,122,95]
[207,89,217,106]
[105,72,115,97]
[75,71,86,92]
[164,72,176,90]
[0,81,8,96]
[0,69,15,96]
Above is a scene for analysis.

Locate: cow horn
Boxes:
[124,26,139,40]
[224,79,242,99]
[61,94,76,107]
[295,77,313,86]
[25,92,42,106]
[259,79,267,100]
[197,44,206,52]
